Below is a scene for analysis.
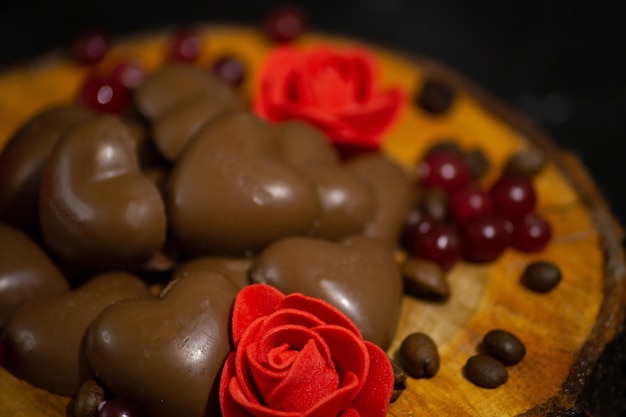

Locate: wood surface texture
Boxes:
[0,26,624,417]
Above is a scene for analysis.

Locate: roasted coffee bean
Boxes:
[463,148,490,181]
[521,261,562,292]
[74,379,106,417]
[419,187,448,223]
[399,332,440,378]
[390,359,408,402]
[503,148,547,178]
[463,354,508,388]
[402,257,450,301]
[482,329,526,366]
[415,78,455,114]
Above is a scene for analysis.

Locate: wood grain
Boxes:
[0,25,624,417]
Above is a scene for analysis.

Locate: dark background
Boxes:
[0,0,625,414]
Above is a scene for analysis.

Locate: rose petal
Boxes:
[248,325,334,401]
[336,89,406,137]
[341,342,394,417]
[304,371,360,417]
[314,325,369,403]
[221,353,257,417]
[235,318,266,405]
[264,339,339,413]
[232,284,285,345]
[280,292,362,337]
[229,377,300,417]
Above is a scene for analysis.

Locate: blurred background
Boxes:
[0,0,625,413]
[0,1,624,225]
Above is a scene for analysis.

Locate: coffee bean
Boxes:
[415,78,455,114]
[521,261,562,292]
[74,379,106,417]
[463,148,490,181]
[482,329,526,366]
[402,257,450,301]
[399,332,440,378]
[503,148,547,179]
[463,354,508,388]
[390,359,407,402]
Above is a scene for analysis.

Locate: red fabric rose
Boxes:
[252,45,406,156]
[219,284,394,417]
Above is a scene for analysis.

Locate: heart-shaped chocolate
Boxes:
[86,269,239,417]
[346,153,416,245]
[167,110,321,256]
[135,64,244,162]
[0,223,69,327]
[175,256,252,289]
[0,105,93,227]
[39,114,167,269]
[249,235,403,349]
[2,272,150,396]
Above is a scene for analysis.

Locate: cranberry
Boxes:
[98,398,143,417]
[489,175,537,221]
[211,55,246,88]
[263,6,307,42]
[400,210,437,253]
[510,213,552,252]
[78,74,131,114]
[110,60,146,90]
[72,29,109,65]
[459,214,511,263]
[417,150,472,195]
[414,223,462,270]
[169,28,202,62]
[448,184,493,224]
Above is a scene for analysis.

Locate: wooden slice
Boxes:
[0,25,624,417]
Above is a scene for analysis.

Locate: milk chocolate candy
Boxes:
[347,153,416,245]
[0,105,93,227]
[275,120,376,240]
[167,110,321,256]
[174,256,252,289]
[135,64,244,161]
[39,114,167,269]
[0,223,69,327]
[2,272,150,396]
[86,270,239,417]
[249,235,403,349]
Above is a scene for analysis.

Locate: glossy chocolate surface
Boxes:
[0,222,69,327]
[39,114,166,269]
[135,64,244,161]
[0,105,93,227]
[174,256,252,289]
[2,272,150,396]
[249,235,403,349]
[167,110,321,256]
[86,270,239,417]
[347,153,416,245]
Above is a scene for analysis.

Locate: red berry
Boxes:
[459,214,511,263]
[72,29,109,65]
[401,210,436,253]
[510,213,552,252]
[417,150,472,194]
[489,175,537,220]
[264,6,307,42]
[98,398,143,417]
[78,74,131,114]
[211,55,246,88]
[110,60,146,90]
[414,223,462,270]
[449,183,493,224]
[169,28,202,62]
